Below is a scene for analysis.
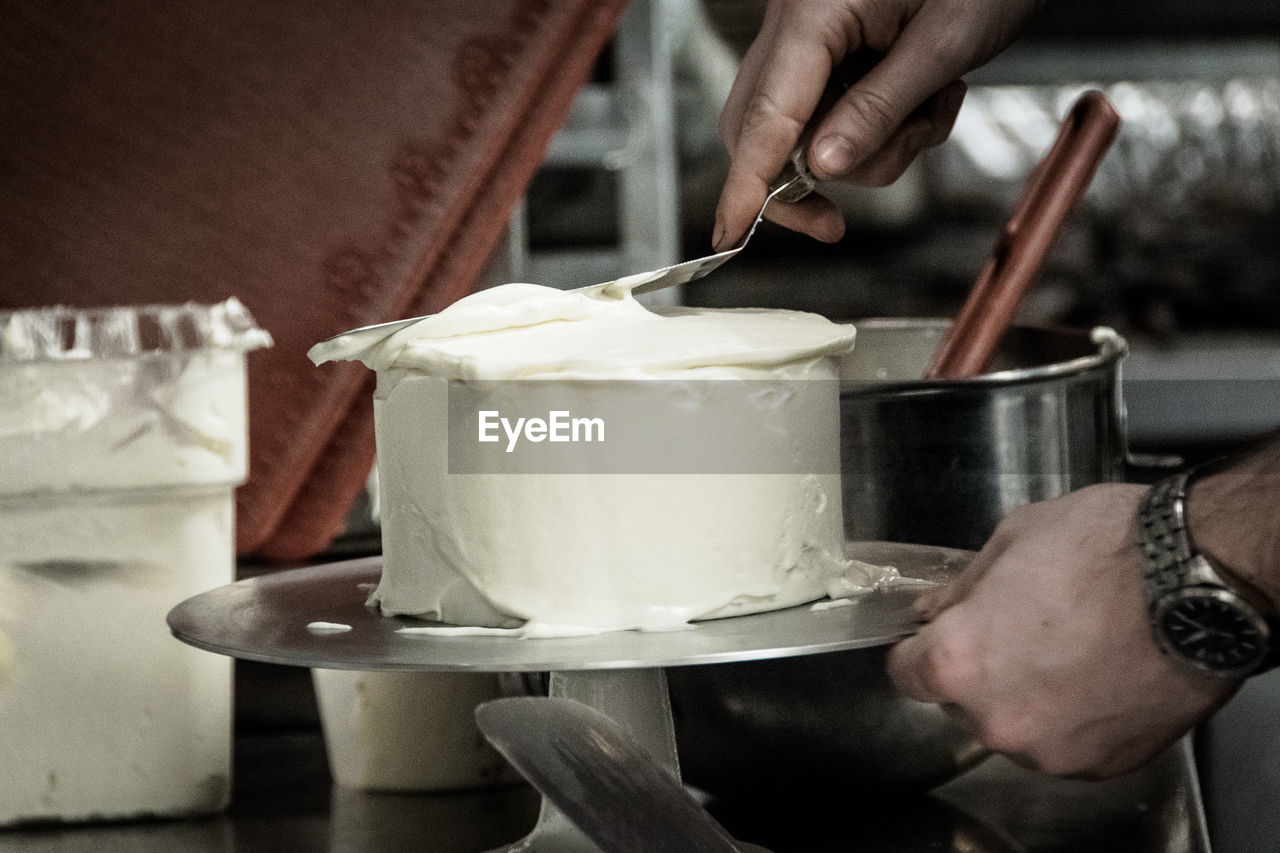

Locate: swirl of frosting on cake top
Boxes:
[308,279,856,378]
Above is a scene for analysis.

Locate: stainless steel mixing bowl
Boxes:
[670,319,1129,801]
[839,319,1128,551]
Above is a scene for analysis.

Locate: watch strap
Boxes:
[1136,470,1198,601]
[1136,462,1280,675]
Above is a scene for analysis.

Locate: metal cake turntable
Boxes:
[168,540,970,852]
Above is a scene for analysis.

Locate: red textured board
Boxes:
[0,0,628,559]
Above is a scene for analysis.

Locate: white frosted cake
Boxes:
[311,280,883,633]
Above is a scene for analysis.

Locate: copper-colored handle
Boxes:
[925,90,1122,380]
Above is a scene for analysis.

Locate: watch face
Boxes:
[1156,589,1270,676]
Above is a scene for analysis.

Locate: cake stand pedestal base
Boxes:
[488,668,684,852]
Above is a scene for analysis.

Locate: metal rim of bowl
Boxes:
[840,317,1128,394]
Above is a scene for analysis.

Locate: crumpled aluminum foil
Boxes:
[0,297,272,363]
[931,78,1280,217]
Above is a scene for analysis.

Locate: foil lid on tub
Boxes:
[0,298,272,362]
[0,299,271,496]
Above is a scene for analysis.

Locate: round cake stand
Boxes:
[168,541,970,853]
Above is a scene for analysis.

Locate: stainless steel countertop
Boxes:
[1,730,1209,852]
[935,741,1210,853]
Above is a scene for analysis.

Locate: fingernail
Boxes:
[711,219,726,251]
[812,135,854,176]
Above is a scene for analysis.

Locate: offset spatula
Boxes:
[476,696,769,853]
[319,168,810,349]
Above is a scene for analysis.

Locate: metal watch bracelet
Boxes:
[1136,461,1280,676]
[1136,469,1201,601]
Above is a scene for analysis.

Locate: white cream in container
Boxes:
[312,282,887,634]
[0,299,270,824]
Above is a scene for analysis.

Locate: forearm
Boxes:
[1186,435,1280,616]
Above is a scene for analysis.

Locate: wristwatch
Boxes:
[1136,464,1280,678]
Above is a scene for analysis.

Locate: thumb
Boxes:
[914,534,1009,620]
[807,21,966,179]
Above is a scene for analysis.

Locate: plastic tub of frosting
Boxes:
[311,668,519,792]
[0,298,270,825]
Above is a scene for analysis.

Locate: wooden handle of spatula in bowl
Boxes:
[925,90,1122,381]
